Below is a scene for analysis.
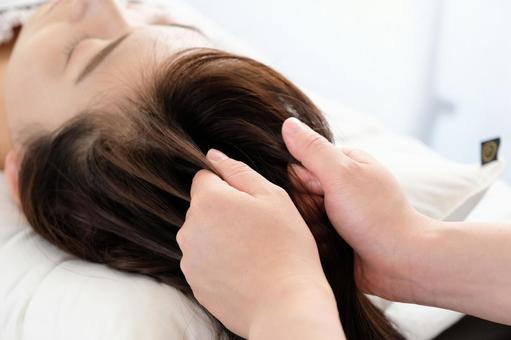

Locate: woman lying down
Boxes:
[0,1,403,339]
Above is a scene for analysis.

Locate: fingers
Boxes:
[341,147,377,164]
[288,164,324,195]
[190,168,226,199]
[206,149,276,196]
[282,118,352,185]
[181,170,224,251]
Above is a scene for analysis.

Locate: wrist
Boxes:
[249,278,344,340]
[397,214,446,305]
[377,211,440,304]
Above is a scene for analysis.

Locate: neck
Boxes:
[0,40,15,170]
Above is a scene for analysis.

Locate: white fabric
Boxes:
[0,0,45,45]
[315,96,505,222]
[0,0,509,339]
[0,173,215,340]
[385,180,511,340]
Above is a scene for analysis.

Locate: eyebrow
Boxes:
[75,24,206,84]
[75,33,131,84]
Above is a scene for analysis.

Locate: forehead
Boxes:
[85,26,210,86]
[7,25,211,145]
[79,25,212,105]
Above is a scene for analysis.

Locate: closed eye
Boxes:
[65,23,204,68]
[72,22,207,84]
[63,33,90,66]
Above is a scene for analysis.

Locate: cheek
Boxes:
[4,26,86,140]
[4,51,71,140]
[5,56,45,127]
[6,37,55,100]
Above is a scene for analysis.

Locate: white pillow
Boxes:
[0,173,215,340]
[0,1,507,340]
[314,95,505,221]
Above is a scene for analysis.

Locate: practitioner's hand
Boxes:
[177,150,344,339]
[282,118,432,302]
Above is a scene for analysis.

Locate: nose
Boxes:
[72,0,131,38]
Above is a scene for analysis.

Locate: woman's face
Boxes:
[5,0,210,145]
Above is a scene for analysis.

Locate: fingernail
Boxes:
[207,149,228,162]
[285,117,307,136]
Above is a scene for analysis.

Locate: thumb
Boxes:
[206,149,275,196]
[288,164,324,195]
[282,118,351,186]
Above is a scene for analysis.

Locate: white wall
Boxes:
[185,0,511,181]
[431,0,511,180]
[185,0,439,135]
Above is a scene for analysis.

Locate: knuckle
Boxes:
[190,170,209,194]
[193,290,207,307]
[194,169,208,179]
[184,206,194,222]
[179,257,189,276]
[271,184,289,198]
[228,161,251,176]
[189,192,204,206]
[191,169,209,185]
[226,161,254,183]
[333,146,358,170]
[190,188,219,207]
[175,228,187,248]
[199,186,226,204]
[303,133,329,152]
[344,158,362,173]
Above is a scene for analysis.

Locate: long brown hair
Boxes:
[18,48,402,339]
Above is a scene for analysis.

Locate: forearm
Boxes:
[407,219,511,324]
[249,283,346,340]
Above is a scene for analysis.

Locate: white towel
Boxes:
[0,0,46,45]
[0,0,142,45]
